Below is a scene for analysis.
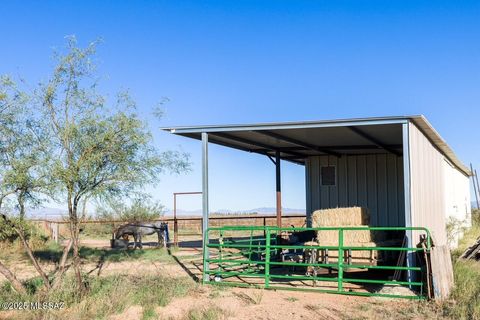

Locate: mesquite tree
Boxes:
[0,76,53,293]
[0,37,190,293]
[37,37,190,291]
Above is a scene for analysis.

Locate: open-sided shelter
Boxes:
[163,115,472,250]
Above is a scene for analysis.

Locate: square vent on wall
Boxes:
[321,166,336,186]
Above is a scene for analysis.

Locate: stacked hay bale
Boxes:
[311,207,377,265]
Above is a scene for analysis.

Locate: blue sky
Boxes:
[1,1,479,212]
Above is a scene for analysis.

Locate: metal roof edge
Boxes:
[160,115,411,133]
[161,115,471,176]
[408,115,471,176]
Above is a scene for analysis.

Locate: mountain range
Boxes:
[24,206,306,219]
[25,202,478,219]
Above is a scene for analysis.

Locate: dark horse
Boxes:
[115,222,169,249]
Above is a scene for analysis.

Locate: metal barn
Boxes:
[163,115,471,299]
[163,115,471,248]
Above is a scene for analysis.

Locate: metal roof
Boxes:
[162,115,471,176]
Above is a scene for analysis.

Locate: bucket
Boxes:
[111,239,129,249]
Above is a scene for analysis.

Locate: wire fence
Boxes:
[30,214,307,246]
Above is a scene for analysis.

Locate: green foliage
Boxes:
[96,194,164,222]
[0,216,18,241]
[141,307,157,320]
[79,222,113,239]
[449,260,480,319]
[452,209,480,260]
[0,218,47,245]
[0,75,51,214]
[78,247,172,263]
[446,212,480,320]
[0,35,191,302]
[30,245,172,264]
[472,209,480,227]
[446,216,468,248]
[37,37,190,211]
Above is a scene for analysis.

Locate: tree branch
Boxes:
[0,260,26,295]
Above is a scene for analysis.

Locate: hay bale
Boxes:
[375,284,418,298]
[311,207,373,244]
[317,229,373,245]
[312,207,369,227]
[320,242,378,263]
[307,207,378,265]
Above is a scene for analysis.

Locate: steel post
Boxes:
[202,132,210,282]
[402,122,415,283]
[275,150,282,228]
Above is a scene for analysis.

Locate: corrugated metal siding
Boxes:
[409,123,448,246]
[443,158,472,248]
[305,154,405,227]
[443,159,471,223]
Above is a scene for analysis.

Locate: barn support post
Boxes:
[275,150,282,228]
[402,122,415,283]
[202,132,210,282]
[173,193,178,246]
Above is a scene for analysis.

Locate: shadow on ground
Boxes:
[33,242,170,263]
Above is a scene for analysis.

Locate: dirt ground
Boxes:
[0,237,434,320]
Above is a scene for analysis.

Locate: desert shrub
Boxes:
[80,223,113,238]
[472,209,480,227]
[0,218,48,249]
[96,194,164,223]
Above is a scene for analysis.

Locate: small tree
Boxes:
[37,37,190,291]
[0,76,52,293]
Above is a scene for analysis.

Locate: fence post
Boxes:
[219,229,223,272]
[263,217,266,238]
[55,223,59,243]
[202,227,209,284]
[338,228,344,292]
[265,227,271,288]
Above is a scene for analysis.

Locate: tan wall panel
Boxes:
[409,123,447,245]
[443,158,472,247]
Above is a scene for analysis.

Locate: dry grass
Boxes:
[0,273,195,320]
[232,290,264,305]
[186,305,228,320]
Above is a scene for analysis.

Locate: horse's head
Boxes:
[115,232,121,239]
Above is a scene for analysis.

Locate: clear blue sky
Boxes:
[1,1,479,212]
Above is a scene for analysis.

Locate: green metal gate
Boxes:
[202,226,431,300]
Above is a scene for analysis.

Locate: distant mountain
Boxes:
[163,207,306,216]
[23,206,305,220]
[26,207,68,219]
